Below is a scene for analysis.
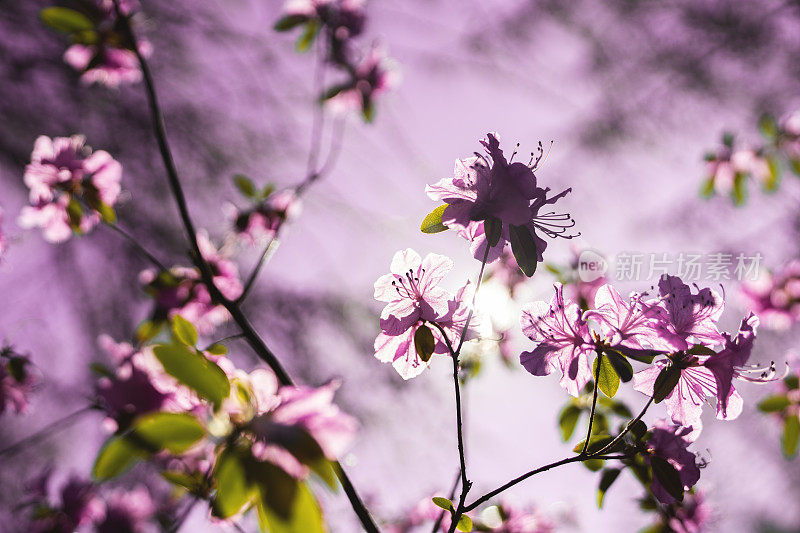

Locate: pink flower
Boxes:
[18,135,122,243]
[373,249,471,379]
[95,486,157,533]
[25,473,106,533]
[227,189,300,245]
[520,283,594,397]
[645,420,701,505]
[327,46,397,120]
[668,490,713,533]
[490,499,555,532]
[585,283,663,352]
[0,346,36,415]
[650,275,725,352]
[740,260,800,330]
[426,133,576,269]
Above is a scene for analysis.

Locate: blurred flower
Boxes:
[18,135,121,243]
[426,133,576,270]
[645,420,700,505]
[94,485,157,533]
[374,248,472,379]
[486,248,526,296]
[520,283,594,397]
[326,46,397,121]
[24,472,105,533]
[484,499,555,532]
[740,260,800,330]
[0,346,36,415]
[667,490,713,533]
[227,189,300,245]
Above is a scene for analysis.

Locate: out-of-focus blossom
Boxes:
[487,499,556,532]
[520,283,594,397]
[667,490,713,533]
[645,420,701,505]
[226,189,300,245]
[95,486,158,533]
[426,133,576,270]
[383,495,455,532]
[740,260,800,330]
[0,346,36,415]
[486,248,526,296]
[326,46,397,120]
[278,0,366,63]
[139,232,242,335]
[24,473,106,533]
[374,248,473,379]
[18,135,121,243]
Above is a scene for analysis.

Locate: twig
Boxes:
[431,471,461,533]
[237,236,277,303]
[593,395,654,457]
[580,351,603,456]
[0,406,94,458]
[104,222,168,272]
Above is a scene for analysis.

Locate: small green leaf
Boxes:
[135,320,162,343]
[414,324,436,363]
[92,435,143,481]
[97,202,117,224]
[161,470,205,494]
[686,345,716,356]
[789,158,800,178]
[274,13,309,31]
[295,20,319,52]
[757,395,791,413]
[785,375,799,391]
[484,216,502,247]
[605,351,634,383]
[206,343,228,355]
[133,412,205,454]
[508,224,539,277]
[432,497,454,511]
[456,514,473,532]
[309,458,338,491]
[558,405,582,442]
[40,7,94,34]
[421,204,449,234]
[653,364,682,404]
[597,468,621,508]
[650,457,684,502]
[152,344,230,407]
[629,420,648,441]
[255,481,325,533]
[234,174,257,198]
[699,176,716,198]
[583,458,605,472]
[594,355,621,398]
[764,154,781,192]
[171,315,198,346]
[574,435,615,455]
[213,448,254,518]
[66,197,83,230]
[783,415,800,459]
[731,172,747,206]
[758,113,778,139]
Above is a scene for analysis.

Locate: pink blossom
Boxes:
[650,275,725,352]
[327,46,397,119]
[668,490,713,533]
[64,42,151,88]
[0,346,36,415]
[227,189,300,245]
[520,283,594,397]
[25,473,106,533]
[426,133,575,267]
[18,135,122,243]
[585,283,663,352]
[490,499,556,532]
[95,486,157,533]
[374,249,472,379]
[740,260,800,330]
[645,420,701,505]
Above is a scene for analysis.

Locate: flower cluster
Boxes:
[425,133,577,276]
[225,177,301,246]
[19,469,162,533]
[0,345,36,415]
[18,135,122,243]
[700,109,800,204]
[373,248,472,379]
[740,260,800,330]
[41,0,151,87]
[138,232,243,336]
[275,0,396,121]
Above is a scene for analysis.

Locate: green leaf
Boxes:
[629,420,648,441]
[234,174,257,198]
[509,224,539,277]
[171,315,199,347]
[686,345,716,356]
[731,172,747,206]
[650,457,684,502]
[133,412,205,454]
[484,216,502,247]
[597,468,621,508]
[135,320,162,343]
[309,459,338,491]
[457,514,473,532]
[92,435,143,481]
[161,470,205,494]
[573,435,615,455]
[40,7,94,34]
[255,481,325,533]
[206,343,228,355]
[757,395,791,413]
[594,355,621,398]
[758,113,779,139]
[605,351,634,383]
[414,325,436,363]
[699,176,715,198]
[213,448,255,518]
[558,405,582,442]
[763,154,781,192]
[783,415,800,459]
[432,497,454,511]
[790,158,800,178]
[152,344,230,407]
[274,13,309,31]
[583,458,605,472]
[66,197,83,230]
[421,204,449,234]
[785,375,800,391]
[295,20,319,52]
[97,202,117,224]
[653,364,682,404]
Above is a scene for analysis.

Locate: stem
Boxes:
[168,495,200,533]
[431,472,461,533]
[0,406,94,457]
[113,5,379,531]
[199,333,245,352]
[462,454,629,513]
[104,222,168,272]
[580,351,603,456]
[237,236,277,303]
[593,395,655,457]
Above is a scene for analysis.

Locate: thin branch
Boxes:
[431,471,461,533]
[104,222,168,272]
[168,495,200,533]
[593,395,655,457]
[199,333,246,352]
[237,236,277,303]
[580,351,603,456]
[0,406,94,458]
[113,5,379,531]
